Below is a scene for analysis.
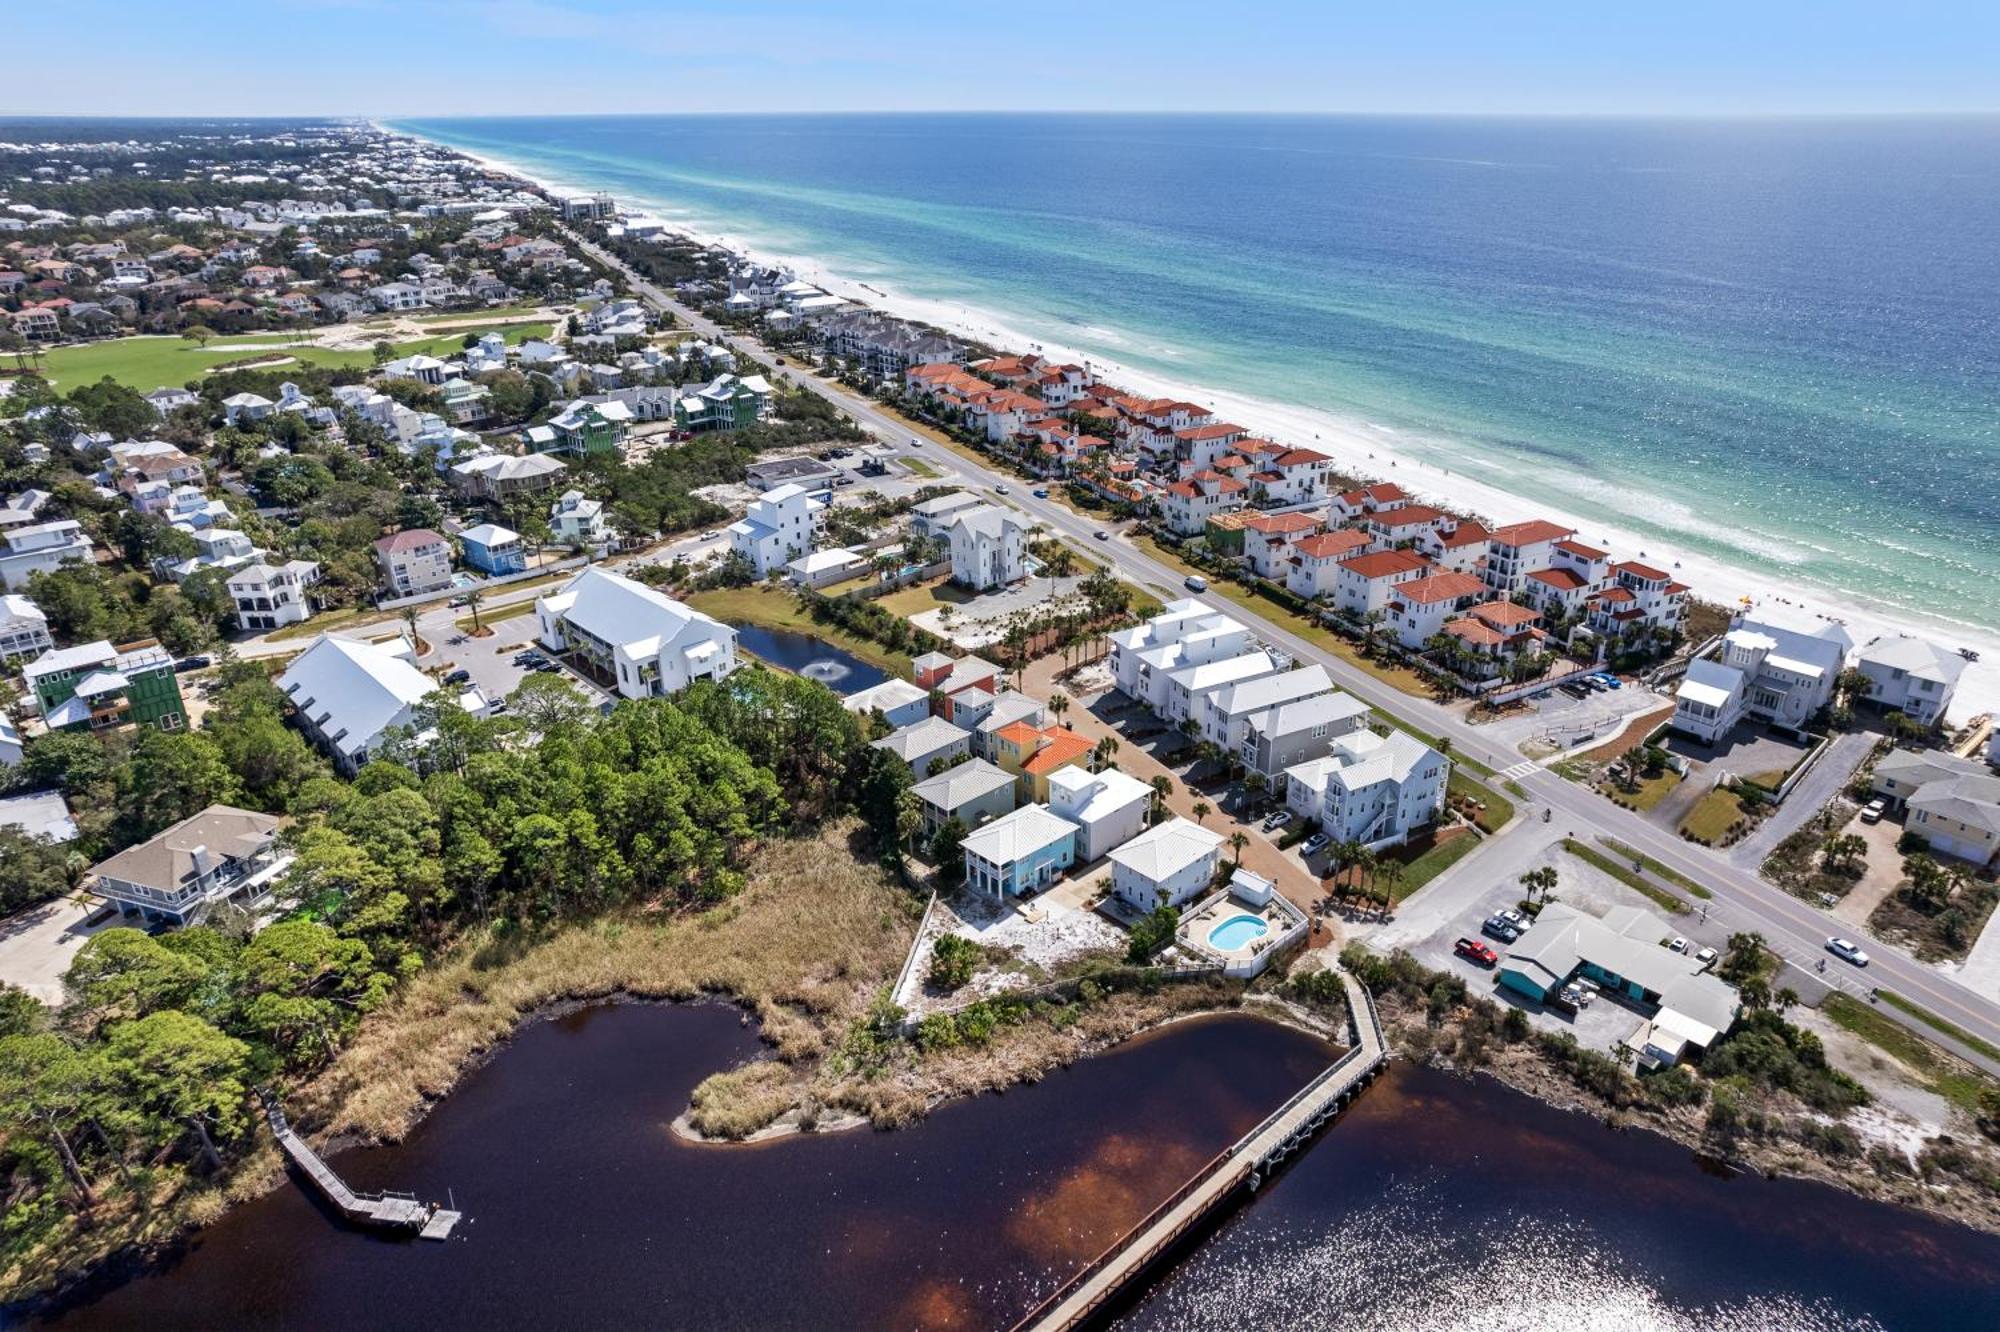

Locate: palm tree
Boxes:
[1150,774,1173,821]
[1191,799,1211,826]
[1049,691,1071,728]
[1226,830,1249,868]
[463,585,485,634]
[401,604,421,654]
[1093,735,1120,771]
[1374,860,1405,913]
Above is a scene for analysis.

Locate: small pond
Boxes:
[732,623,887,693]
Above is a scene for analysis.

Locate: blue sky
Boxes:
[9,0,2000,118]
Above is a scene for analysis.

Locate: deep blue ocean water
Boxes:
[396,114,2000,635]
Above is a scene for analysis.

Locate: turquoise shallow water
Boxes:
[396,114,2000,634]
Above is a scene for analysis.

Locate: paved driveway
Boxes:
[1729,728,1878,866]
[0,896,118,1006]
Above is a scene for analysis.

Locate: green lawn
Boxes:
[1561,837,1691,916]
[1396,829,1481,898]
[38,322,553,394]
[874,576,974,619]
[1823,993,1996,1115]
[1601,837,1713,899]
[1875,990,2000,1065]
[1448,770,1515,834]
[264,605,381,642]
[456,601,539,634]
[686,585,914,681]
[1600,769,1682,812]
[900,457,942,479]
[1679,788,1748,845]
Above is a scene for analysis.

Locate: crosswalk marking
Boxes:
[1497,760,1540,781]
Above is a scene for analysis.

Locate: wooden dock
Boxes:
[1013,971,1386,1332]
[263,1097,459,1240]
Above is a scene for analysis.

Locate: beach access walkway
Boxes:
[1012,970,1386,1332]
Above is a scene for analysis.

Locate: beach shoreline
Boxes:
[392,122,2000,723]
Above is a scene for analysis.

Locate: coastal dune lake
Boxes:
[27,1004,2000,1330]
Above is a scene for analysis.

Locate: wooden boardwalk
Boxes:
[264,1097,459,1240]
[1013,972,1386,1332]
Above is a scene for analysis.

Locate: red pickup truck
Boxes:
[1454,937,1499,967]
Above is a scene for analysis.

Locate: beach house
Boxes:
[373,528,454,599]
[728,482,826,577]
[1671,612,1851,744]
[872,715,973,779]
[942,503,1027,590]
[1285,529,1372,602]
[1108,817,1225,911]
[960,803,1078,900]
[989,720,1095,799]
[842,678,932,730]
[0,519,94,591]
[1283,728,1449,850]
[1852,633,1967,729]
[1109,600,1258,711]
[276,633,437,775]
[913,758,1019,840]
[535,567,737,700]
[25,639,186,735]
[227,559,320,631]
[88,805,289,927]
[1334,549,1433,617]
[1046,766,1151,862]
[0,593,53,663]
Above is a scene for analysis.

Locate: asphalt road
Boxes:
[571,227,2000,1071]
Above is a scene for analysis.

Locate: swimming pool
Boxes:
[1206,913,1269,951]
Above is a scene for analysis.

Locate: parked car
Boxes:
[1262,810,1294,832]
[1695,945,1719,968]
[173,655,212,673]
[1481,915,1520,943]
[1826,937,1870,966]
[443,668,472,685]
[1032,487,1049,498]
[1668,936,1690,953]
[1454,938,1499,967]
[1560,983,1595,1008]
[1185,575,1208,592]
[1300,832,1332,857]
[1497,908,1528,933]
[1860,798,1887,824]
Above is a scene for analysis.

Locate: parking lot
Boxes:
[1354,821,1740,1044]
[0,896,120,1006]
[1480,676,1671,758]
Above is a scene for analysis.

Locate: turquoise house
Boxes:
[959,803,1077,900]
[459,523,526,576]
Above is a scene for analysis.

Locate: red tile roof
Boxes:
[1489,519,1575,549]
[1395,571,1485,605]
[1340,550,1432,580]
[1293,530,1372,560]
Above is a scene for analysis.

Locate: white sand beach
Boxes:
[415,129,2000,724]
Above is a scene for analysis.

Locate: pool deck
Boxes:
[1177,886,1304,973]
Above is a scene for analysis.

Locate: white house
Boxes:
[0,519,94,591]
[943,504,1027,590]
[1853,634,1968,728]
[842,678,932,730]
[1481,519,1577,597]
[728,482,826,577]
[1198,664,1337,753]
[1671,613,1851,744]
[535,567,737,700]
[1334,550,1434,618]
[0,592,53,663]
[221,392,275,426]
[1385,571,1487,649]
[908,490,984,539]
[1046,765,1151,862]
[227,559,319,631]
[277,633,437,775]
[1109,817,1224,911]
[1164,650,1282,725]
[1284,728,1450,850]
[1109,600,1257,710]
[549,489,613,547]
[1285,530,1373,601]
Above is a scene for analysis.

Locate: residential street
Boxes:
[571,224,2000,1073]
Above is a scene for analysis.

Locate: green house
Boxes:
[540,400,633,455]
[674,373,773,433]
[24,640,187,734]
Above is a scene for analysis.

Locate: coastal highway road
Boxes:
[575,227,2000,1070]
